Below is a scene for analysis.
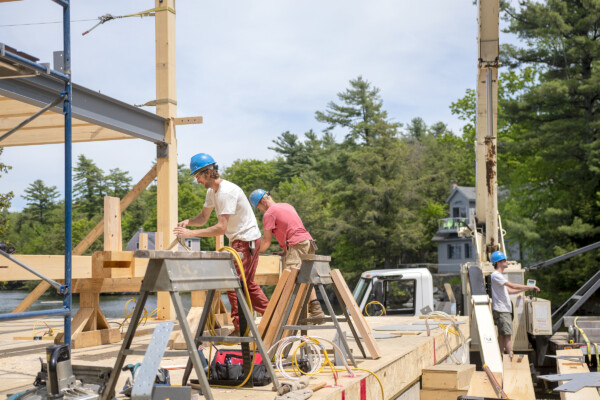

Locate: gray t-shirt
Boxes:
[491,271,512,313]
[204,180,261,242]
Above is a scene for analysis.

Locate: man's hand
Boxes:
[530,285,540,292]
[177,219,190,228]
[173,226,194,238]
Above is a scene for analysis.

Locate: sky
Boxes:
[1,1,518,211]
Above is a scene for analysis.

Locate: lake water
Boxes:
[0,290,232,319]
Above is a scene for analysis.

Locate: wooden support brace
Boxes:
[330,269,382,359]
[172,116,203,125]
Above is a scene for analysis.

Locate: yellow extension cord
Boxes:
[363,301,386,316]
[282,336,385,400]
[206,246,256,389]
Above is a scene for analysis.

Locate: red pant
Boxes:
[228,238,269,330]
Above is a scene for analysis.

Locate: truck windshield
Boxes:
[353,277,370,304]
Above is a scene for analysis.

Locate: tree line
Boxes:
[1,1,599,305]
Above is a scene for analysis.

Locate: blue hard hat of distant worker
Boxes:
[190,153,216,176]
[490,250,507,264]
[249,189,268,209]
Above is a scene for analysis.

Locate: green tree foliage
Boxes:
[499,0,600,301]
[0,147,13,237]
[315,76,401,145]
[22,179,60,221]
[105,168,132,198]
[73,155,106,219]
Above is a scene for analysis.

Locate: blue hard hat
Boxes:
[490,250,507,264]
[249,189,268,209]
[190,153,216,176]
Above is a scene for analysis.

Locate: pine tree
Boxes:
[73,155,106,219]
[315,76,401,145]
[22,179,60,221]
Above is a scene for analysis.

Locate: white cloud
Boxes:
[1,0,515,211]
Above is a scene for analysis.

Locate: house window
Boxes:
[448,244,462,259]
[465,243,471,259]
[452,206,467,218]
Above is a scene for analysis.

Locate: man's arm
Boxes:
[177,206,213,228]
[505,281,540,294]
[259,230,273,253]
[174,214,229,238]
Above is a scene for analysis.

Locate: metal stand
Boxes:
[101,250,280,400]
[272,255,366,366]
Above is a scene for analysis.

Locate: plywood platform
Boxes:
[0,315,470,399]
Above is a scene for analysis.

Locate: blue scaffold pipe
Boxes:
[62,0,73,347]
[0,308,71,322]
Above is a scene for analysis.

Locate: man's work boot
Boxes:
[308,300,326,325]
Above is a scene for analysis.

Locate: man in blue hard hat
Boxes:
[173,153,269,335]
[490,250,540,356]
[249,189,326,323]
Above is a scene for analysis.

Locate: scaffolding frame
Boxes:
[0,0,74,346]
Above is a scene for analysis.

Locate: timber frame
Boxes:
[0,0,216,346]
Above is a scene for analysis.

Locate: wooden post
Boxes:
[155,0,178,320]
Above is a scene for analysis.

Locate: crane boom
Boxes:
[476,0,500,260]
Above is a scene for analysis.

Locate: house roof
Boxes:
[446,186,476,204]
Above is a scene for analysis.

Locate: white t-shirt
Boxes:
[204,180,261,242]
[490,271,512,313]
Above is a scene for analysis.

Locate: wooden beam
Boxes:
[155,0,178,321]
[0,126,132,147]
[172,116,203,125]
[556,349,600,400]
[104,197,122,251]
[330,269,382,359]
[502,354,535,400]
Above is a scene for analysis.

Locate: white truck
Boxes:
[352,268,435,316]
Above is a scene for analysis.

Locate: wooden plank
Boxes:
[2,255,93,280]
[216,235,224,250]
[330,269,382,359]
[255,255,281,285]
[169,306,204,349]
[422,363,475,389]
[263,267,299,349]
[502,354,535,400]
[172,116,203,125]
[0,125,132,147]
[138,233,148,250]
[420,388,468,400]
[72,278,142,293]
[258,268,291,337]
[155,0,177,322]
[556,349,600,400]
[71,328,121,349]
[467,371,499,398]
[283,283,309,338]
[104,196,122,251]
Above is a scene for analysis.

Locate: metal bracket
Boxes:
[135,98,178,107]
[538,372,600,392]
[53,51,64,73]
[545,354,586,363]
[157,142,169,158]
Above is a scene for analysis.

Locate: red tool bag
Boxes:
[209,348,271,387]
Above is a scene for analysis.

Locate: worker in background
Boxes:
[249,189,326,323]
[490,250,540,356]
[174,153,269,336]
